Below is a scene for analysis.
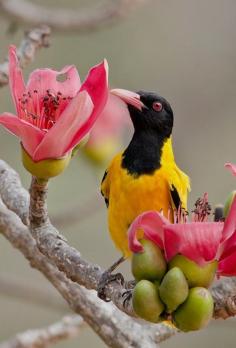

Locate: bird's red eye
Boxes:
[152,101,163,112]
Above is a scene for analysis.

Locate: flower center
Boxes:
[192,193,212,222]
[18,89,72,131]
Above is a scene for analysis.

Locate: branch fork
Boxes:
[1,159,236,347]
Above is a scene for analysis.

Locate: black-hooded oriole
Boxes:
[101,90,190,257]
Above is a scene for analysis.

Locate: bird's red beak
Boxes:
[110,89,144,111]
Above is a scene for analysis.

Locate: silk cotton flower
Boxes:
[128,194,236,277]
[83,92,132,165]
[0,46,109,163]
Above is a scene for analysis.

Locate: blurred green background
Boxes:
[0,0,236,346]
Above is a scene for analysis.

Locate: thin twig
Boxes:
[0,0,148,33]
[0,315,85,348]
[0,25,50,88]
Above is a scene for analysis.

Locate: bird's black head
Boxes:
[128,91,174,138]
[110,89,174,175]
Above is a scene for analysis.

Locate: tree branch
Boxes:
[0,0,148,33]
[0,25,50,88]
[0,315,85,348]
[0,161,236,318]
[0,191,166,348]
[211,277,236,319]
[28,176,134,316]
[0,161,29,224]
[0,159,235,347]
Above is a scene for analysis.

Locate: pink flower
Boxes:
[83,92,132,163]
[128,194,236,276]
[86,92,132,147]
[0,46,109,162]
[225,163,236,176]
[82,88,144,164]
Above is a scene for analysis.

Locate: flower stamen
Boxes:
[18,88,72,131]
[192,193,212,222]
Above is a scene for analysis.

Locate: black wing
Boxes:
[101,170,109,208]
[170,185,181,211]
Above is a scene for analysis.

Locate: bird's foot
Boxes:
[97,256,126,302]
[122,289,133,309]
[97,271,124,302]
[121,280,136,309]
[125,279,136,290]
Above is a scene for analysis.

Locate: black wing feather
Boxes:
[170,185,181,210]
[101,170,109,207]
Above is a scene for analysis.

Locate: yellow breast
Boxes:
[103,138,190,257]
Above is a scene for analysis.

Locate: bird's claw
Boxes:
[121,279,136,309]
[122,289,133,309]
[125,279,136,290]
[97,271,124,302]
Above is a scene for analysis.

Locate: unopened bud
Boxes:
[21,146,71,179]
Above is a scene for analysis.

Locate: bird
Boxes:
[98,89,190,300]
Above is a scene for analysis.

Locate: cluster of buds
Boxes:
[129,176,236,331]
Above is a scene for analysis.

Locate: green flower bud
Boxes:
[132,280,164,323]
[82,139,120,166]
[173,287,213,332]
[22,146,71,179]
[132,239,167,281]
[169,255,217,288]
[159,267,189,313]
[223,190,236,218]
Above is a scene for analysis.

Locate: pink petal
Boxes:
[128,211,169,253]
[218,198,236,260]
[221,196,236,242]
[225,163,236,176]
[219,229,236,275]
[110,89,144,110]
[219,232,236,261]
[33,91,93,161]
[0,112,45,157]
[164,222,224,265]
[218,252,236,276]
[8,45,26,114]
[87,92,132,146]
[67,59,109,150]
[26,65,81,98]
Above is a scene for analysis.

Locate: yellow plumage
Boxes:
[101,138,190,257]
